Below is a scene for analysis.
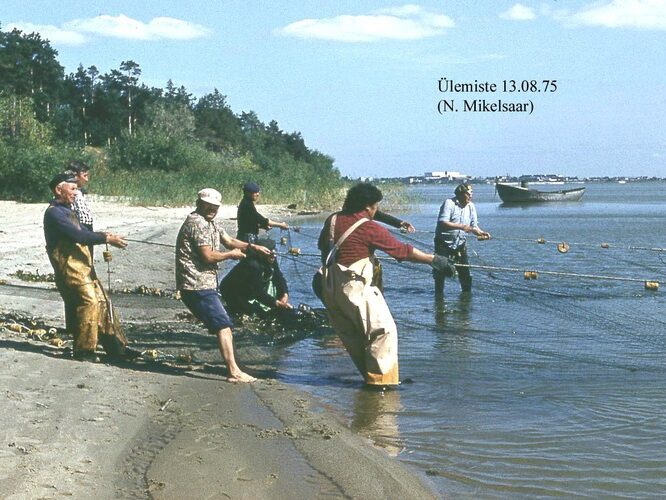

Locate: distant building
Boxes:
[424,171,468,181]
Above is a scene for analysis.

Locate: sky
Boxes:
[1,1,665,179]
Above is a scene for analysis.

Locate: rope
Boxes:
[629,245,666,252]
[275,251,660,287]
[118,232,660,289]
[103,244,113,292]
[456,264,657,284]
[491,236,666,253]
[126,237,176,248]
[376,226,666,254]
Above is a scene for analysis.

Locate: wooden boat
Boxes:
[495,182,585,203]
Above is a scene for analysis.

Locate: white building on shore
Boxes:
[424,171,468,181]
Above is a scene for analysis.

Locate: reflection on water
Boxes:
[497,200,586,210]
[351,388,404,457]
[433,292,472,332]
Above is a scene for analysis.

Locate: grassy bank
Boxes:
[86,148,348,209]
[92,166,412,211]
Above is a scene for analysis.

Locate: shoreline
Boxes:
[0,199,437,499]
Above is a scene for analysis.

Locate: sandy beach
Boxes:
[0,200,436,499]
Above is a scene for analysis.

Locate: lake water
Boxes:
[269,182,666,498]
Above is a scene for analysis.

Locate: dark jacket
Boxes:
[44,200,105,254]
[219,256,288,314]
[236,196,269,241]
[43,200,106,286]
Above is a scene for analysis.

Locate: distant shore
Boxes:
[383,175,666,186]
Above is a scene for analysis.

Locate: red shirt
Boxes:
[318,210,413,267]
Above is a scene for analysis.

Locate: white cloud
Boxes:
[277,4,454,42]
[569,0,666,30]
[4,15,211,45]
[376,4,428,17]
[5,22,87,45]
[146,17,212,40]
[65,15,212,40]
[499,4,537,21]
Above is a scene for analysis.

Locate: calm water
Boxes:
[271,182,666,498]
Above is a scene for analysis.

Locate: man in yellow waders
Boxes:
[43,173,130,362]
[317,183,455,387]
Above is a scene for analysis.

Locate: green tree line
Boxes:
[0,26,345,205]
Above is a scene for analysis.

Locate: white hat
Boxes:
[197,188,222,206]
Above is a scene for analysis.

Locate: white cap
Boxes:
[197,188,222,206]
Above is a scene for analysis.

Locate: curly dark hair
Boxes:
[342,182,383,213]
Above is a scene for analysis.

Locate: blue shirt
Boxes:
[43,200,106,254]
[435,197,479,250]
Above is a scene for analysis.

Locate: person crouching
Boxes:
[219,237,294,320]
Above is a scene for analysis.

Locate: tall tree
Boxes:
[109,100,199,172]
[0,93,53,142]
[164,80,193,108]
[120,60,141,136]
[0,28,64,120]
[194,89,243,152]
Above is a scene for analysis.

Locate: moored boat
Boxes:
[495,182,585,203]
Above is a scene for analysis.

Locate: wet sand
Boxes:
[0,200,436,499]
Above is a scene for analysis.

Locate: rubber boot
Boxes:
[434,274,445,297]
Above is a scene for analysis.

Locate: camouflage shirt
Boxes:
[175,212,228,290]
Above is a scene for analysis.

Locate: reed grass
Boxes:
[86,147,410,210]
[90,151,349,209]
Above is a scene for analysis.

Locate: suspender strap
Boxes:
[324,214,369,267]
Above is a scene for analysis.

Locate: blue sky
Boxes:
[2,1,665,178]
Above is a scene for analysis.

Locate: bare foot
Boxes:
[228,370,257,383]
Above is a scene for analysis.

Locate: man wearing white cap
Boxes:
[175,188,270,382]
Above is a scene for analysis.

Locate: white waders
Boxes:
[320,215,399,386]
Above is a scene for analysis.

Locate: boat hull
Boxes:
[496,183,585,203]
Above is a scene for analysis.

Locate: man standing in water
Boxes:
[317,182,454,387]
[433,183,491,295]
[176,188,270,383]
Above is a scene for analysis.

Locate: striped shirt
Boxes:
[72,190,94,229]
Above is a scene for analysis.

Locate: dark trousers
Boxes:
[433,240,472,293]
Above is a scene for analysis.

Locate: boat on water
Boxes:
[495,182,585,203]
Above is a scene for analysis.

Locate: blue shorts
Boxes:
[180,289,234,334]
